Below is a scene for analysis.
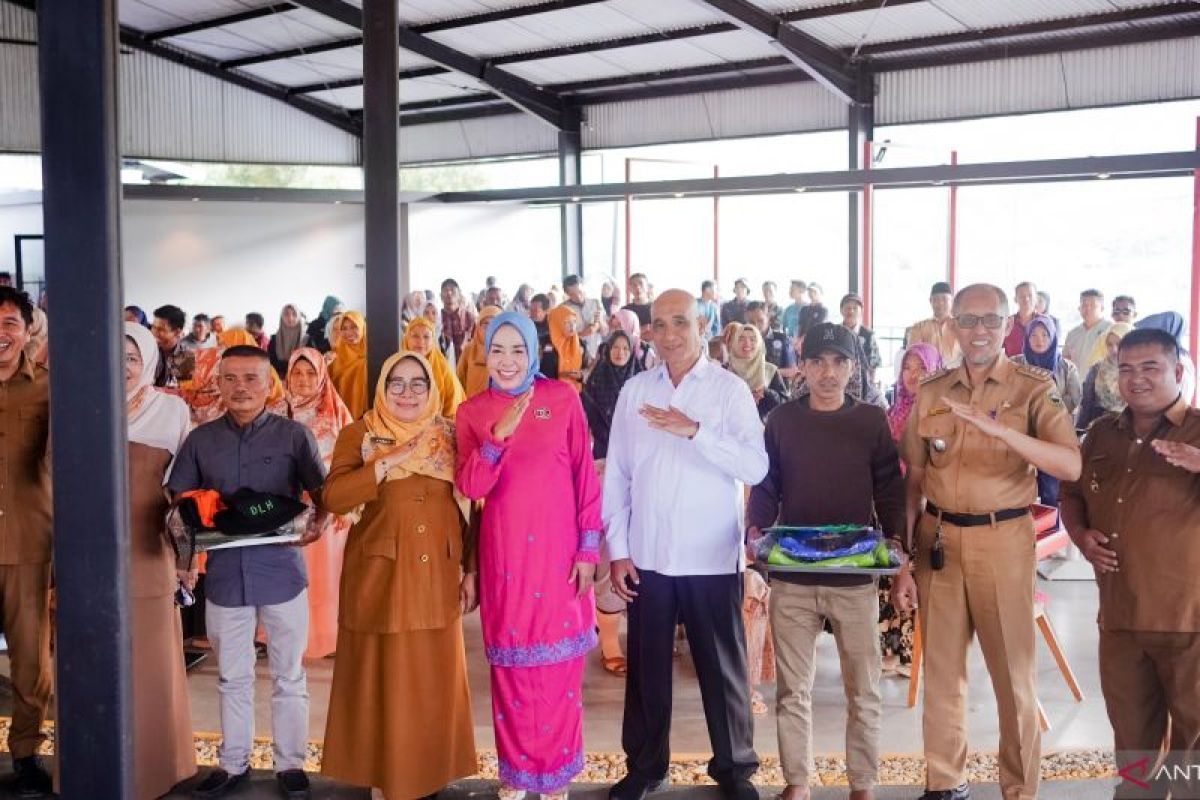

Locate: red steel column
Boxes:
[713,165,720,284]
[862,139,874,328]
[1191,118,1199,404]
[624,157,632,289]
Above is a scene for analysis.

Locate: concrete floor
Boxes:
[185,575,1113,756]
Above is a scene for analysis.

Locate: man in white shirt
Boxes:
[564,273,608,359]
[604,289,768,800]
[1062,288,1112,371]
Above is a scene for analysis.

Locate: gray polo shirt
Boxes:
[167,411,326,608]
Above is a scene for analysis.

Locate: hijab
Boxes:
[1093,322,1134,412]
[183,328,287,425]
[485,311,542,396]
[459,305,501,398]
[402,291,427,324]
[361,352,468,521]
[273,304,306,365]
[612,308,642,352]
[548,304,585,390]
[320,295,342,321]
[329,310,368,418]
[584,330,640,416]
[1136,312,1186,347]
[403,316,465,417]
[727,324,777,393]
[888,342,942,442]
[1021,314,1060,372]
[125,322,190,455]
[286,347,353,457]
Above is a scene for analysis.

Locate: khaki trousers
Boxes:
[1099,629,1200,799]
[769,580,881,791]
[0,563,53,759]
[914,515,1040,800]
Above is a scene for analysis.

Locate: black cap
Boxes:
[930,281,953,297]
[800,322,858,361]
[213,489,308,537]
[840,292,863,308]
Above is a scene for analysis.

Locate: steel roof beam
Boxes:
[144,3,297,42]
[696,0,861,103]
[290,0,576,129]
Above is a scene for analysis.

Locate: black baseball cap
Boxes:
[930,281,953,297]
[800,322,858,360]
[840,292,864,308]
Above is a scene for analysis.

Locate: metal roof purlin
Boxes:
[144,3,298,42]
[696,0,863,104]
[288,0,579,131]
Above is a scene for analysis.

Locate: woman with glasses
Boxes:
[455,311,603,800]
[321,352,478,800]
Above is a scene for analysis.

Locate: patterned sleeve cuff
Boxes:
[574,529,603,563]
[479,439,506,466]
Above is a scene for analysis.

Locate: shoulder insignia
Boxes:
[919,367,953,386]
[1015,363,1054,382]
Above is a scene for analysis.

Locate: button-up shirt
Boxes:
[900,356,1078,513]
[603,355,768,576]
[0,355,51,565]
[905,316,962,366]
[1063,319,1112,371]
[167,411,326,607]
[441,306,476,362]
[1060,396,1200,633]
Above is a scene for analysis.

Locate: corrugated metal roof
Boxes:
[793,3,968,48]
[164,8,361,62]
[120,0,279,32]
[400,111,558,161]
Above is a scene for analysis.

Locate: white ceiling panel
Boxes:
[166,8,361,58]
[120,0,277,32]
[505,32,780,85]
[928,0,1120,29]
[238,55,362,86]
[305,85,365,108]
[603,0,729,29]
[398,0,540,27]
[400,73,490,102]
[793,2,968,47]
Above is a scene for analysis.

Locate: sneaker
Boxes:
[191,768,249,798]
[12,756,52,798]
[276,769,311,799]
[917,785,970,800]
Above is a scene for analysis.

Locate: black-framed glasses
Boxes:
[954,313,1005,330]
[1112,307,1135,317]
[385,378,430,396]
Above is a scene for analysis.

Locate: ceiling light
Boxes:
[1096,172,1111,179]
[673,192,684,198]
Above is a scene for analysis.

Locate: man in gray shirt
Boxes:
[169,345,328,799]
[564,273,609,359]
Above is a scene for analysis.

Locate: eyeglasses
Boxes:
[1112,307,1135,317]
[954,313,1006,330]
[385,378,430,396]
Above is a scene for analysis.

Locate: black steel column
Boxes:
[363,0,401,390]
[37,1,134,796]
[559,130,583,278]
[847,89,874,296]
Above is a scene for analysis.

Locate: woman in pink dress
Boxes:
[286,347,354,659]
[455,311,603,800]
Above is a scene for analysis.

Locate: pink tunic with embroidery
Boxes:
[455,376,603,791]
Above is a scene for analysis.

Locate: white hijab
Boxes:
[125,322,191,455]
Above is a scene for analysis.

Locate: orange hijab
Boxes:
[329,311,368,419]
[403,316,465,418]
[361,351,468,521]
[286,347,353,457]
[457,305,500,398]
[549,304,584,391]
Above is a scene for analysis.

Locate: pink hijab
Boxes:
[612,308,642,351]
[888,342,943,442]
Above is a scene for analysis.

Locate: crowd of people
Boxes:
[0,266,1195,800]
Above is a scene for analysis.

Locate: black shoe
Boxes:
[191,768,249,799]
[718,778,759,800]
[276,769,311,799]
[12,756,52,798]
[609,774,667,800]
[917,785,969,800]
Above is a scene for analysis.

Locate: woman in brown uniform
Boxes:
[321,351,477,800]
[123,322,197,798]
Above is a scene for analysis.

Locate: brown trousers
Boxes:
[914,515,1040,800]
[0,563,52,759]
[1100,629,1200,799]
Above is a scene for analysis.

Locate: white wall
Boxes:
[0,198,564,325]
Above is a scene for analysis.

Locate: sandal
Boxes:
[602,655,628,676]
[751,690,768,716]
[498,787,527,800]
[544,792,569,800]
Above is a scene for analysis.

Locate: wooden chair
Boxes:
[906,592,1084,732]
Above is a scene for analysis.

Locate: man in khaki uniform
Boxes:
[905,282,961,366]
[1061,327,1200,800]
[892,283,1081,800]
[0,287,53,797]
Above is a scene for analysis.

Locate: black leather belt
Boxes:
[925,502,1029,528]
